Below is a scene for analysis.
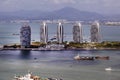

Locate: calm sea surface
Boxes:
[0,23,120,80]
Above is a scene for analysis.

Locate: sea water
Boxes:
[0,50,120,80]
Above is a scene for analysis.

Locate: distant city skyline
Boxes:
[0,0,120,14]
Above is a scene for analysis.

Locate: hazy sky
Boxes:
[0,0,119,14]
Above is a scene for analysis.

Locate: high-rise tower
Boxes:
[20,24,31,48]
[57,22,64,43]
[40,22,48,44]
[90,21,100,42]
[73,22,83,43]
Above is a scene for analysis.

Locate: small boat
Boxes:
[74,54,94,60]
[74,54,80,60]
[95,56,109,60]
[14,72,63,80]
[105,67,112,71]
[14,72,40,80]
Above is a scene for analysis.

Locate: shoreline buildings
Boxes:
[40,22,48,44]
[20,24,31,48]
[90,21,100,42]
[73,22,83,43]
[20,21,101,48]
[57,22,64,43]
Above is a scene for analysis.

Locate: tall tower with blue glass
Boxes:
[20,24,31,48]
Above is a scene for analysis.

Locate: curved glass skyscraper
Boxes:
[73,22,83,43]
[90,21,100,42]
[40,22,48,44]
[20,24,31,48]
[57,22,64,43]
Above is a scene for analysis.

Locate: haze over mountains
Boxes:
[0,7,119,21]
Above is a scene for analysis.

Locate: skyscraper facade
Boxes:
[73,22,83,43]
[57,22,64,43]
[90,21,100,42]
[40,22,48,44]
[20,24,31,48]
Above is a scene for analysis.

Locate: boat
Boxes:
[14,72,63,80]
[74,54,94,60]
[95,56,109,60]
[74,54,80,60]
[14,72,40,80]
[105,67,112,71]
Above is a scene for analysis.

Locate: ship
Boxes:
[74,54,94,60]
[14,72,40,80]
[14,72,63,80]
[105,67,112,71]
[74,54,110,60]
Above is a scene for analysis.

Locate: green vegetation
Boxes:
[64,42,84,48]
[64,41,120,49]
[98,41,120,48]
[3,44,21,48]
[3,41,120,49]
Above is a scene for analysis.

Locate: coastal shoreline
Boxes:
[1,47,120,51]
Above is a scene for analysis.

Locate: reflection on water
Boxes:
[19,50,31,59]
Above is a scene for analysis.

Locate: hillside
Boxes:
[0,7,119,21]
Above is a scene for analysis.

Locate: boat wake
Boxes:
[105,67,120,72]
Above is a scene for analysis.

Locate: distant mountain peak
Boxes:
[55,7,80,12]
[1,7,117,21]
[60,7,77,10]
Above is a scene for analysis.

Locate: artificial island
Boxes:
[2,21,120,50]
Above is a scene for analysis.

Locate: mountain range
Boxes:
[0,7,120,21]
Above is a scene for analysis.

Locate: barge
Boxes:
[74,54,110,60]
[74,54,94,60]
